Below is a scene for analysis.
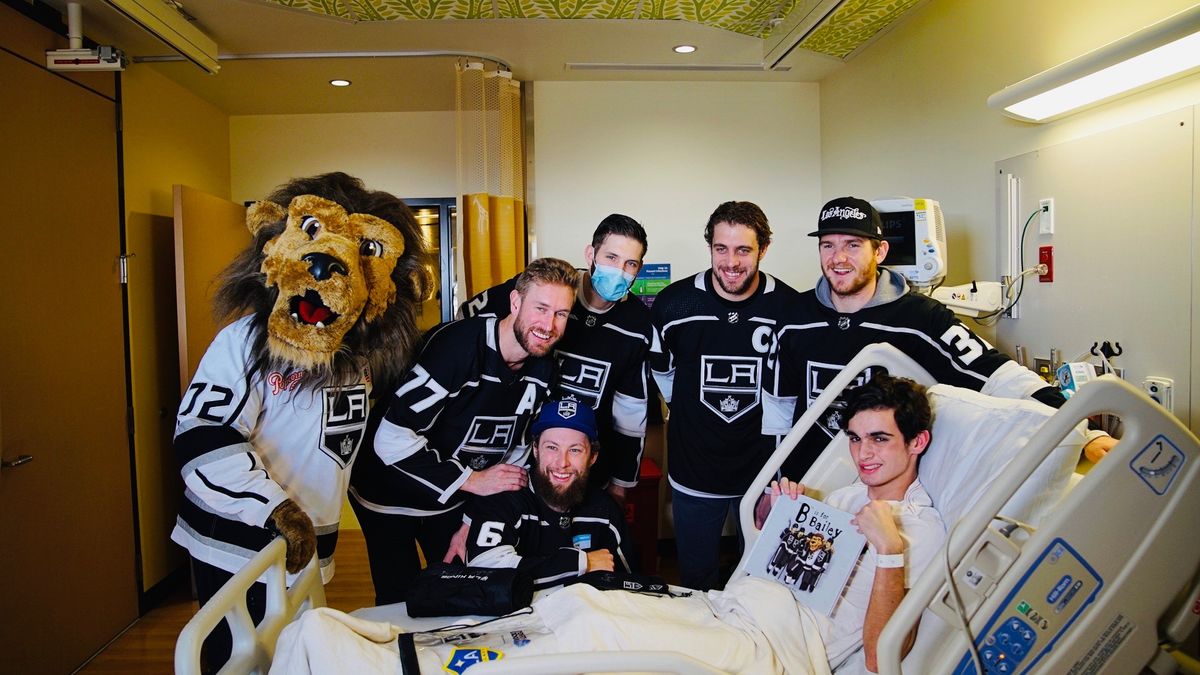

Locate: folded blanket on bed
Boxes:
[271,607,404,674]
[535,577,830,674]
[272,577,832,674]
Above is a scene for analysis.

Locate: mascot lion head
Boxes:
[215,172,432,388]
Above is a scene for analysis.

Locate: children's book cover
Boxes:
[744,495,867,616]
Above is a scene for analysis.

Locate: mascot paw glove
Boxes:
[268,500,317,574]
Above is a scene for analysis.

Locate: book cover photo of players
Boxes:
[743,495,866,616]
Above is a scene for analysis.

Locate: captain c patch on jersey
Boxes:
[321,385,369,466]
[700,355,762,422]
[554,350,610,410]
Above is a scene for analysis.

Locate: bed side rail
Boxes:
[733,343,936,579]
[175,539,327,675]
[877,375,1200,674]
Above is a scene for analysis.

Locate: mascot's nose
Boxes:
[301,252,348,281]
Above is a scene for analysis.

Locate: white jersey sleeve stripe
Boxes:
[612,391,648,438]
[762,391,797,436]
[374,418,432,465]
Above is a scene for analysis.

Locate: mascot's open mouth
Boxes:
[289,290,340,328]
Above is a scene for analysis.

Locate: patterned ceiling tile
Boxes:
[497,0,640,20]
[798,0,922,58]
[356,0,484,20]
[274,0,355,18]
[263,0,914,41]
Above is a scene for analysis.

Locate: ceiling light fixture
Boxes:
[987,4,1200,123]
[330,79,351,87]
[673,45,697,54]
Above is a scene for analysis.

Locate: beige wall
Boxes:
[229,112,456,204]
[121,63,232,590]
[821,0,1200,291]
[820,0,1200,430]
[531,81,823,291]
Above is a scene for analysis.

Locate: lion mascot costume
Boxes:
[170,172,430,668]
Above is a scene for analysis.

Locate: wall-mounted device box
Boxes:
[1038,246,1053,282]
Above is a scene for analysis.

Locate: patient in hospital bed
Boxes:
[272,374,947,675]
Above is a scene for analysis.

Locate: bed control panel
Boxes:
[952,538,1103,675]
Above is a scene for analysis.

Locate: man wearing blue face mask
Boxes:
[460,214,653,504]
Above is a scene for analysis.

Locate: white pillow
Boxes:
[919,384,1083,528]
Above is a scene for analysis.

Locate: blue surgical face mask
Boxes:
[591,263,636,302]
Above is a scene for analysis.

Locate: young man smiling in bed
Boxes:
[756,373,945,672]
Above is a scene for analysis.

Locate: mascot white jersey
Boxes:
[170,173,430,669]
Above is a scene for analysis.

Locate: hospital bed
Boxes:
[176,343,1200,674]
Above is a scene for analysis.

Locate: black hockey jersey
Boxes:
[650,271,801,497]
[460,275,652,488]
[768,268,1062,477]
[465,483,634,589]
[171,316,370,582]
[349,317,553,516]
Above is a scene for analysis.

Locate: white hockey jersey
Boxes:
[170,316,371,582]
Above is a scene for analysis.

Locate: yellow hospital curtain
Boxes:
[457,59,526,298]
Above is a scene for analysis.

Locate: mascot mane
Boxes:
[214,172,433,390]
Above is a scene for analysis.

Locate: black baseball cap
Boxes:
[808,197,883,239]
[530,398,599,444]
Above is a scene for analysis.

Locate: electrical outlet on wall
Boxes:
[1142,377,1173,412]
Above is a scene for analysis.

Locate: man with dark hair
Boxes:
[466,398,635,589]
[350,257,578,604]
[650,200,801,590]
[460,214,654,503]
[766,196,1113,479]
[756,373,944,671]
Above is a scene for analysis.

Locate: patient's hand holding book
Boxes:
[745,486,867,616]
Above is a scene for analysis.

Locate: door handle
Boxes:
[1,454,33,468]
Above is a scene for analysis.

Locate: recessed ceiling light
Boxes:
[673,45,697,54]
[329,79,351,87]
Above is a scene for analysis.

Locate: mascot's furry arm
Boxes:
[268,500,317,574]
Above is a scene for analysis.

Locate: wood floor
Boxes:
[79,530,376,674]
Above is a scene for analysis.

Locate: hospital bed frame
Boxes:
[176,343,1200,674]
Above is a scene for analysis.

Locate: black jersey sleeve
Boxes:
[458,276,519,319]
[373,322,480,506]
[465,494,587,588]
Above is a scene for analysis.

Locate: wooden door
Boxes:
[0,49,137,672]
[173,186,248,388]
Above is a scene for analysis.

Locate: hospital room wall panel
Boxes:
[819,0,1200,433]
[229,112,457,205]
[530,80,823,292]
[994,110,1194,430]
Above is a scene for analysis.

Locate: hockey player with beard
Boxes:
[650,201,801,591]
[459,214,653,505]
[765,196,1115,479]
[350,258,577,605]
[465,398,635,588]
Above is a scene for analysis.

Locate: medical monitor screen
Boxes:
[880,211,916,266]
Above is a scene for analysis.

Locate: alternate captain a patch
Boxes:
[700,355,761,422]
[320,384,369,466]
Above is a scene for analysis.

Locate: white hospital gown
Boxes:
[821,479,946,670]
